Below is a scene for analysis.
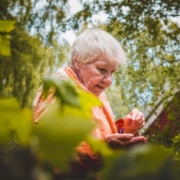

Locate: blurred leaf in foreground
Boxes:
[43,78,80,108]
[33,78,102,170]
[0,98,32,146]
[100,144,180,180]
[87,135,112,157]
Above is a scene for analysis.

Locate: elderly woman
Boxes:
[33,28,147,177]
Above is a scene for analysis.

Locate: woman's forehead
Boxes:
[90,58,119,70]
[96,58,118,65]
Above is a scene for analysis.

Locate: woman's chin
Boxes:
[92,86,105,96]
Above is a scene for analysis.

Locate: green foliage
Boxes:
[0,0,70,42]
[33,101,95,170]
[0,35,11,56]
[171,134,180,160]
[43,78,80,108]
[86,135,111,156]
[0,20,15,32]
[0,79,103,174]
[100,144,180,180]
[33,78,102,170]
[0,20,16,56]
[0,98,32,146]
[0,0,71,108]
[0,80,180,179]
[0,0,180,178]
[0,27,65,108]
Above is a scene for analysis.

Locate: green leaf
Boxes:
[33,101,94,170]
[100,144,173,180]
[0,35,11,56]
[0,98,32,146]
[43,78,80,107]
[171,133,180,154]
[77,89,102,119]
[86,135,112,156]
[32,85,101,170]
[0,20,16,33]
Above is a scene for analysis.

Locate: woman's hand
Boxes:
[105,133,147,150]
[124,108,145,135]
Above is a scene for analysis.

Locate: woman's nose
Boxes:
[103,74,112,86]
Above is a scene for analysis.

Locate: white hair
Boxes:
[70,28,127,65]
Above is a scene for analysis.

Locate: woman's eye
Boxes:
[98,68,106,74]
[111,70,115,75]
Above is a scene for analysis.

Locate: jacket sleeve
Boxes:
[32,86,55,123]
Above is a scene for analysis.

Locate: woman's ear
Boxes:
[73,58,81,70]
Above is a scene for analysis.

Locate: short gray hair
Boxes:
[70,28,127,65]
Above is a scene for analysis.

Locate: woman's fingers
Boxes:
[129,109,145,130]
[105,133,134,141]
[127,136,148,144]
[132,117,145,129]
[124,115,132,126]
[105,134,148,149]
[131,109,144,121]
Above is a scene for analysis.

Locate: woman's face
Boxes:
[75,58,119,96]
